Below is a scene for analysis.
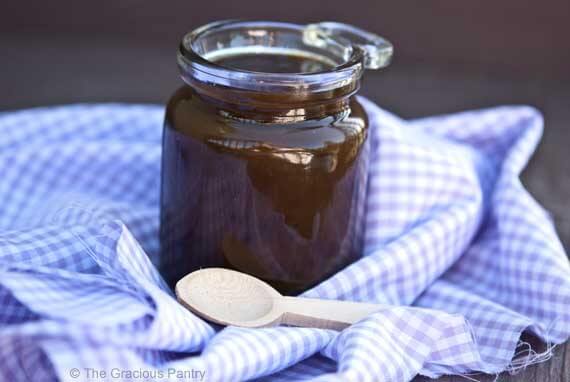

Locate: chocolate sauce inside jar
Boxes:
[160,52,370,294]
[215,53,332,73]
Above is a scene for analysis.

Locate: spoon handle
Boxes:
[278,296,382,330]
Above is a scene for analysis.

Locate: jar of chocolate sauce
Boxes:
[160,21,392,294]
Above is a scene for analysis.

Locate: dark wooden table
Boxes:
[1,35,568,382]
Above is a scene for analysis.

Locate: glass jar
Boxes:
[160,20,392,294]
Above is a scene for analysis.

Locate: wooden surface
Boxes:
[0,2,568,380]
[415,334,570,382]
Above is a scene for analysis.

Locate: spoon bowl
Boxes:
[176,268,283,327]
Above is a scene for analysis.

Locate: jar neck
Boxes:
[177,21,393,123]
[188,77,359,124]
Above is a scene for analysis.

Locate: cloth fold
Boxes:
[0,99,568,382]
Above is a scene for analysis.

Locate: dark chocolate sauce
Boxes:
[159,53,369,294]
[215,52,333,73]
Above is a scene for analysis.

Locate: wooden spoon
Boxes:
[175,268,382,330]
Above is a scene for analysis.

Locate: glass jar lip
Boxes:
[178,20,367,93]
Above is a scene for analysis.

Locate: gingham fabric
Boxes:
[0,98,568,382]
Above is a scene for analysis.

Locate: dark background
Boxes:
[1,2,569,380]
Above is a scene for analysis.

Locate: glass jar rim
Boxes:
[178,20,392,93]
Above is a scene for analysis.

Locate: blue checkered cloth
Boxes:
[0,98,568,382]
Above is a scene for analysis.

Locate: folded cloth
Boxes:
[0,98,568,382]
